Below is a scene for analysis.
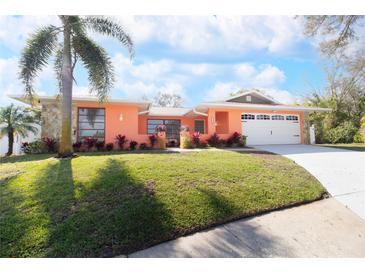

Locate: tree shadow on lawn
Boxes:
[44,158,175,257]
[133,187,297,258]
[0,159,75,257]
[1,157,176,257]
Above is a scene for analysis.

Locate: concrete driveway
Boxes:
[254,145,365,220]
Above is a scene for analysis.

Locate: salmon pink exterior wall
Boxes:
[76,102,209,144]
[75,102,304,145]
[205,108,305,144]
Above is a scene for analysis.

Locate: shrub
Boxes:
[192,132,201,147]
[105,143,114,151]
[353,130,364,143]
[228,132,242,146]
[21,142,29,153]
[148,134,157,148]
[324,121,357,144]
[139,143,148,150]
[83,137,97,150]
[115,134,128,150]
[129,140,138,150]
[72,141,82,152]
[22,140,45,154]
[207,133,220,147]
[199,141,208,148]
[95,141,105,151]
[181,136,193,149]
[42,137,57,152]
[239,135,247,147]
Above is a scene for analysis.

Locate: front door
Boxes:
[165,120,181,141]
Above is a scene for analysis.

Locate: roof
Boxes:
[140,106,191,117]
[9,95,151,112]
[195,101,330,112]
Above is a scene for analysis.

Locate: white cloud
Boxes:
[116,16,304,55]
[253,64,286,87]
[0,16,59,52]
[0,57,55,105]
[205,82,241,101]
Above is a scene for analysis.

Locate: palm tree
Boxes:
[0,104,40,156]
[19,16,134,157]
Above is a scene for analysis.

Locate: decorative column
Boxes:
[302,112,310,144]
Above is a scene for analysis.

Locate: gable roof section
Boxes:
[224,90,280,105]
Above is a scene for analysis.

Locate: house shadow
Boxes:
[131,187,296,258]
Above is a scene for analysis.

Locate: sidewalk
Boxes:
[128,198,365,258]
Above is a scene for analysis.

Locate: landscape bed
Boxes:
[0,150,326,257]
[318,143,365,152]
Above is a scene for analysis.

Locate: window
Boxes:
[286,115,299,121]
[78,108,105,141]
[241,114,255,120]
[246,95,251,102]
[194,120,205,134]
[147,119,181,139]
[147,119,164,134]
[272,115,284,120]
[257,114,270,120]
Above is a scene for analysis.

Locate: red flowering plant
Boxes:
[129,140,138,150]
[42,137,57,152]
[83,137,97,150]
[115,134,128,150]
[207,133,220,147]
[192,132,201,147]
[148,134,157,148]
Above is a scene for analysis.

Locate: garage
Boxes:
[242,113,301,145]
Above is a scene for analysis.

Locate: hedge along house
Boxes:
[11,90,330,146]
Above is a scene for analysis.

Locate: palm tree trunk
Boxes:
[58,16,73,157]
[6,129,14,156]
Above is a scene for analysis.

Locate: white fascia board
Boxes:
[197,102,331,112]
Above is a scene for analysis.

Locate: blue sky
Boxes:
[0,16,327,107]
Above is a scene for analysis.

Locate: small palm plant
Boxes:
[0,104,40,156]
[19,16,134,157]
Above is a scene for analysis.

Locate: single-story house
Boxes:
[11,90,329,146]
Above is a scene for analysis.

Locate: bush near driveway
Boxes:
[0,150,326,257]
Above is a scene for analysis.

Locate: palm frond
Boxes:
[72,34,115,102]
[19,25,59,102]
[83,16,134,57]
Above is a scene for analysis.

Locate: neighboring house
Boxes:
[10,90,329,146]
[0,123,41,156]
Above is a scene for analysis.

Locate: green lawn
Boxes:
[0,150,326,257]
[318,143,365,152]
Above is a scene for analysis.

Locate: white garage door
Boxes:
[242,113,301,145]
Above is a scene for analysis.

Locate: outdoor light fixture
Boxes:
[119,113,123,121]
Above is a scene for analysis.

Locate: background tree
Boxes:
[153,92,183,107]
[0,104,40,156]
[302,16,365,143]
[19,16,134,157]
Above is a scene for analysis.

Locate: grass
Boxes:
[318,143,365,152]
[0,150,326,257]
